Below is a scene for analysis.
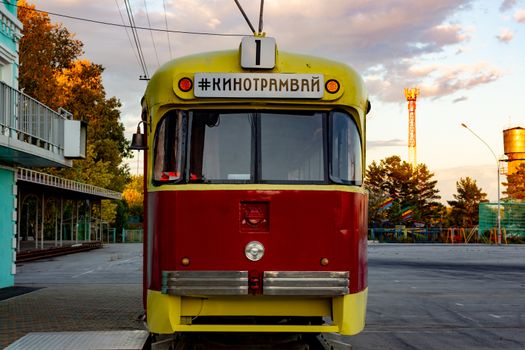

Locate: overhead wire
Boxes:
[8,0,257,80]
[258,0,264,34]
[233,0,256,34]
[114,0,141,73]
[162,0,173,59]
[123,0,149,79]
[7,1,245,37]
[143,0,160,67]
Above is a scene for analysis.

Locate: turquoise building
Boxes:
[0,1,89,289]
[0,0,20,89]
[0,0,22,289]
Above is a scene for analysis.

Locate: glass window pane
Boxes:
[330,111,362,184]
[261,113,324,182]
[153,111,184,182]
[190,112,252,182]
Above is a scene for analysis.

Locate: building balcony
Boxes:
[0,80,85,167]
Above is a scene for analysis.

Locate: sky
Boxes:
[27,0,525,203]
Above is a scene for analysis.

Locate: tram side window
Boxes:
[190,112,253,182]
[261,113,324,182]
[330,111,362,185]
[153,111,184,182]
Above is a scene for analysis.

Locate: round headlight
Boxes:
[245,241,265,261]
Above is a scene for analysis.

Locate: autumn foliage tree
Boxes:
[122,175,144,218]
[17,1,131,191]
[17,0,82,109]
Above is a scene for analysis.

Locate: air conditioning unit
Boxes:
[63,120,87,158]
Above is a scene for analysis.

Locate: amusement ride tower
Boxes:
[404,87,420,168]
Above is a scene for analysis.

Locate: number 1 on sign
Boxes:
[255,39,261,66]
[241,37,276,69]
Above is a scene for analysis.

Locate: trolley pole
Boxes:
[461,123,501,245]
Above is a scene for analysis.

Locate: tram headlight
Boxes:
[325,79,340,94]
[178,77,193,92]
[245,241,265,261]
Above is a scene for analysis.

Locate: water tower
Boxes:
[503,127,525,174]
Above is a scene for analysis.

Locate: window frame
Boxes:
[187,110,256,184]
[151,110,187,186]
[328,109,363,186]
[257,111,329,185]
[151,109,363,187]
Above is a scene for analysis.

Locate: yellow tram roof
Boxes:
[142,47,368,114]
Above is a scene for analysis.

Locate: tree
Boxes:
[412,164,443,224]
[18,1,131,192]
[365,156,441,226]
[122,175,144,218]
[17,0,83,110]
[503,163,525,200]
[447,177,488,227]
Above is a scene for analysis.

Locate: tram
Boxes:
[131,35,370,337]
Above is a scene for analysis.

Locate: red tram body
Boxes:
[135,36,370,336]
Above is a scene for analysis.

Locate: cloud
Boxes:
[500,0,518,12]
[367,139,406,149]
[420,62,502,99]
[497,27,514,42]
[452,96,468,103]
[421,23,469,49]
[33,0,479,124]
[407,64,440,77]
[365,61,502,102]
[515,9,525,22]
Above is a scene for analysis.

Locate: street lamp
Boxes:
[461,123,501,245]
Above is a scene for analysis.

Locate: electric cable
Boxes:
[162,0,173,59]
[124,0,149,79]
[7,1,245,37]
[114,0,141,73]
[143,0,160,67]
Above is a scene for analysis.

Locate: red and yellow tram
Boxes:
[132,35,370,336]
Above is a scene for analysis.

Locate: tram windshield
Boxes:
[153,110,362,185]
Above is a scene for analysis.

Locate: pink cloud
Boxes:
[420,63,502,98]
[407,64,440,77]
[496,28,514,43]
[366,62,502,102]
[515,9,525,22]
[35,0,480,109]
[422,24,469,48]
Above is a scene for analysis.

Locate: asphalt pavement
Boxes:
[1,243,524,349]
[350,243,525,349]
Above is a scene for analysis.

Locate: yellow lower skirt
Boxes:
[147,288,367,335]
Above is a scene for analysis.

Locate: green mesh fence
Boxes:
[479,202,525,239]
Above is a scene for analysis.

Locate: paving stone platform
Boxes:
[0,284,145,348]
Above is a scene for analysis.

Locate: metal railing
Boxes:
[1,7,22,41]
[0,80,67,155]
[17,167,122,200]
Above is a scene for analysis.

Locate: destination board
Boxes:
[193,73,324,99]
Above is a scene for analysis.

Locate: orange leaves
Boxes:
[122,176,144,216]
[54,60,104,108]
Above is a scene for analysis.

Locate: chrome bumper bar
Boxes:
[162,271,248,295]
[263,271,349,296]
[162,270,349,296]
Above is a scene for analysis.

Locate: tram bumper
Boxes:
[147,286,367,336]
